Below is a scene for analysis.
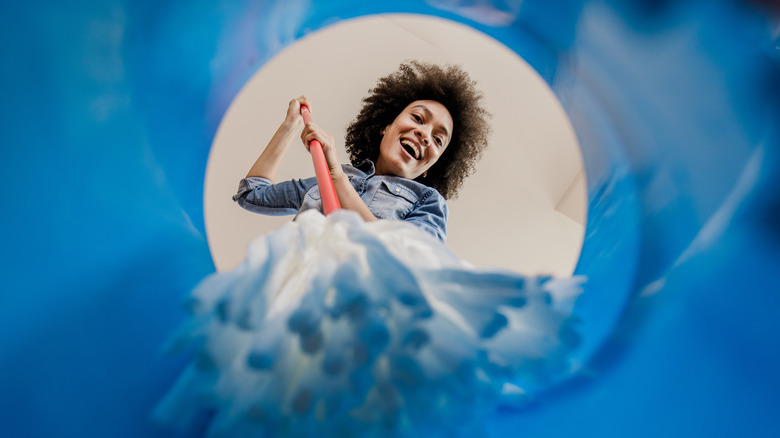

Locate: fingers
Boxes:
[301,122,332,151]
[285,96,312,125]
[298,95,311,112]
[288,96,311,112]
[301,122,342,172]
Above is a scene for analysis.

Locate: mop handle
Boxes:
[300,105,341,215]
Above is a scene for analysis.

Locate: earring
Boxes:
[422,171,428,178]
[380,129,385,136]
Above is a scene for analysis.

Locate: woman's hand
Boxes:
[297,99,376,222]
[245,96,312,181]
[301,119,344,179]
[284,95,312,128]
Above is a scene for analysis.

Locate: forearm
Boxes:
[332,172,377,222]
[246,119,301,181]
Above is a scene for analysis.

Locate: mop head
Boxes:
[154,210,583,437]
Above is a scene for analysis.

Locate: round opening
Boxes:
[204,14,586,276]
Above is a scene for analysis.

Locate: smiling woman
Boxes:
[233,61,490,241]
[375,100,453,180]
[345,61,491,200]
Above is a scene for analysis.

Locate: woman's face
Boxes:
[374,100,453,179]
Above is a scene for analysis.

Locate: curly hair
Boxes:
[345,61,491,200]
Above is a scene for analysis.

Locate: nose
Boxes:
[415,128,430,146]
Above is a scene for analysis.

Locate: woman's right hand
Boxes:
[284,95,312,127]
[245,96,313,181]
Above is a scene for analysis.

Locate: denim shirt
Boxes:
[233,160,448,241]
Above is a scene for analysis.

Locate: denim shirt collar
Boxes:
[355,159,375,176]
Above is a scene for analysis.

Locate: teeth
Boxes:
[401,140,419,159]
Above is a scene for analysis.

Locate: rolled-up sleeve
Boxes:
[403,189,449,241]
[233,176,317,216]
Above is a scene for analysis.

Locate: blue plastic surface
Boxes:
[2,0,779,436]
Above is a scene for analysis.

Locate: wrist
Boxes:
[331,167,348,183]
[281,118,300,130]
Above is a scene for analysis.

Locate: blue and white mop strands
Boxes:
[154,211,584,437]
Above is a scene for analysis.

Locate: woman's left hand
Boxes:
[301,120,344,178]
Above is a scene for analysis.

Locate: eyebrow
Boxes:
[413,105,450,139]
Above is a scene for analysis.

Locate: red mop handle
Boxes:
[300,105,341,215]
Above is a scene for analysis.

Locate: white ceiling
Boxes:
[204,14,586,277]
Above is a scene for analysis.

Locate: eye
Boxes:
[412,114,422,123]
[435,137,443,146]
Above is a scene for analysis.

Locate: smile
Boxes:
[400,139,422,160]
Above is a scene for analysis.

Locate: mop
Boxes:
[153,106,585,437]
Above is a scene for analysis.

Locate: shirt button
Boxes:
[395,189,400,194]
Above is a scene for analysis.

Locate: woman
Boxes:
[234,61,491,241]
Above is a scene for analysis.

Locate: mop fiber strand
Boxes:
[154,210,583,437]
